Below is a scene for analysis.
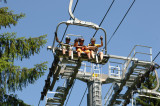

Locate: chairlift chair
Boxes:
[50,0,108,64]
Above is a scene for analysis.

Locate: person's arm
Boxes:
[55,32,61,43]
[74,38,79,47]
[88,45,97,50]
[76,45,83,48]
[84,46,89,50]
[100,36,103,47]
[96,36,103,47]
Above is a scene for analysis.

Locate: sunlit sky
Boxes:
[1,0,160,106]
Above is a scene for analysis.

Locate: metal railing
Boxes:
[123,45,152,77]
[108,61,124,79]
[127,45,152,62]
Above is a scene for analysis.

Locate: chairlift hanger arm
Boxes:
[69,0,77,20]
[68,0,107,54]
[69,0,99,28]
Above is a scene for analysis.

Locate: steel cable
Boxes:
[93,0,115,38]
[65,80,76,106]
[38,99,41,106]
[151,51,160,91]
[79,87,87,106]
[107,0,136,46]
[60,0,79,42]
[153,51,160,62]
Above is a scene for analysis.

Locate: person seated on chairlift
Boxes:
[88,36,103,62]
[55,33,72,58]
[74,38,91,60]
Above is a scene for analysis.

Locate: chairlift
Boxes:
[50,0,108,64]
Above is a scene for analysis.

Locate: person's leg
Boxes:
[67,50,72,60]
[68,46,73,58]
[77,51,81,57]
[69,50,71,57]
[77,50,82,61]
[90,50,95,59]
[87,53,91,59]
[84,50,91,59]
[99,52,103,61]
[77,48,82,58]
[62,46,66,55]
[62,49,66,55]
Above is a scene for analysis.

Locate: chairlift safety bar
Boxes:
[66,34,83,37]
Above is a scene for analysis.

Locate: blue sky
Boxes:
[1,0,160,106]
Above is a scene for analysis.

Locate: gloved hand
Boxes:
[100,36,103,40]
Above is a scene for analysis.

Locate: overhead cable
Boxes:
[151,51,160,91]
[153,51,160,62]
[61,0,79,42]
[38,99,41,106]
[79,87,87,106]
[65,80,76,106]
[93,0,115,37]
[107,0,136,45]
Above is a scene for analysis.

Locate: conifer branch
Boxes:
[0,7,25,28]
[0,62,48,93]
[0,33,47,61]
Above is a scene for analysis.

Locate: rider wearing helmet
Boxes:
[65,36,71,43]
[88,36,103,62]
[74,38,91,60]
[55,33,72,58]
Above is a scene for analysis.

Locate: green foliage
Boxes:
[0,61,48,93]
[0,32,47,61]
[0,56,12,73]
[0,32,47,93]
[136,71,160,106]
[0,3,48,105]
[0,7,25,28]
[0,88,29,106]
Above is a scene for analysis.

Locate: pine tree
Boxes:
[135,71,160,106]
[0,2,48,106]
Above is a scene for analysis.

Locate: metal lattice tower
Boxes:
[43,45,160,106]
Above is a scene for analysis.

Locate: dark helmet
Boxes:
[79,38,84,42]
[65,36,71,40]
[91,37,96,41]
